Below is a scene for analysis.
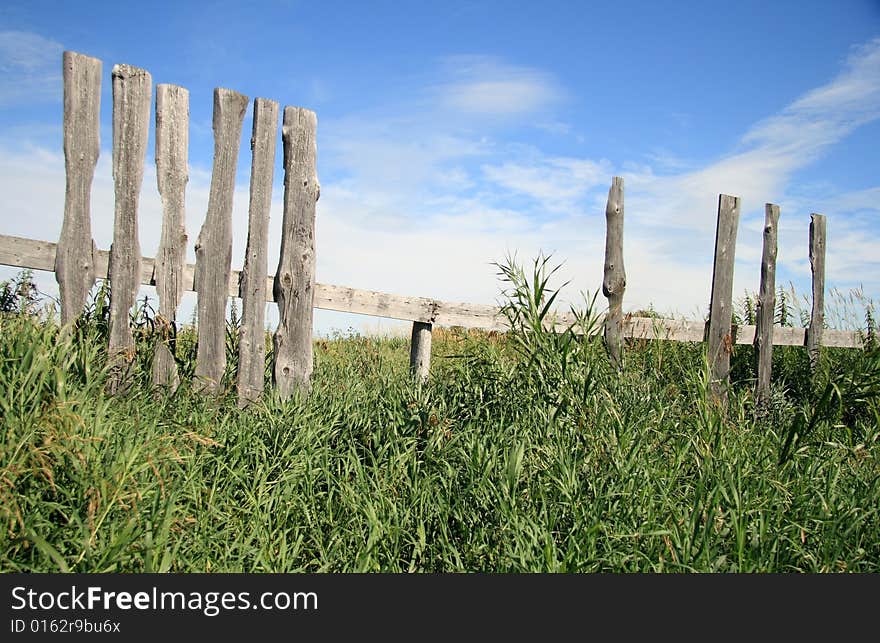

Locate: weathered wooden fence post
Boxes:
[194,88,249,394]
[237,97,279,405]
[706,194,741,403]
[805,213,827,370]
[152,84,189,391]
[603,176,626,369]
[56,51,101,325]
[410,321,432,383]
[107,64,152,394]
[754,203,780,407]
[273,106,319,399]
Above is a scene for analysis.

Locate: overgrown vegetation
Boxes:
[1,264,878,572]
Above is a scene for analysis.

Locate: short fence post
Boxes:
[56,51,101,326]
[152,83,189,392]
[194,88,249,394]
[107,64,152,394]
[410,321,432,383]
[238,98,279,406]
[805,213,826,371]
[273,106,319,399]
[754,203,779,407]
[706,194,741,404]
[602,176,626,369]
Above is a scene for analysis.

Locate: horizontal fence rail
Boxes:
[0,232,866,348]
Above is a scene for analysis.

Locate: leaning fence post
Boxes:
[602,176,626,369]
[754,203,779,407]
[194,88,249,394]
[273,106,319,399]
[237,98,279,406]
[107,64,151,394]
[152,84,189,392]
[805,213,826,370]
[706,194,741,403]
[56,51,101,326]
[410,321,432,383]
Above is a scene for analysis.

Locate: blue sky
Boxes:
[1,0,878,334]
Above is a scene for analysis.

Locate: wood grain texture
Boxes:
[602,176,626,369]
[706,194,741,401]
[273,106,319,398]
[152,84,189,391]
[806,213,827,370]
[410,321,432,383]
[238,98,279,405]
[194,88,249,393]
[0,233,869,349]
[754,204,779,406]
[56,51,101,325]
[107,64,151,394]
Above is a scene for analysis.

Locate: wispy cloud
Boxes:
[0,31,64,106]
[433,56,563,116]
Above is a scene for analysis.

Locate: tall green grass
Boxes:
[1,263,878,572]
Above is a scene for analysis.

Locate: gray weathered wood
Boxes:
[273,106,319,398]
[194,88,249,394]
[706,194,741,402]
[602,176,626,369]
[151,84,189,391]
[754,203,780,407]
[56,51,101,325]
[805,213,827,370]
[107,64,151,394]
[237,98,279,405]
[410,321,432,383]
[0,233,869,349]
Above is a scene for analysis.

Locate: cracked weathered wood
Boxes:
[237,98,279,405]
[754,203,779,407]
[273,106,319,398]
[56,51,101,325]
[194,88,249,394]
[602,176,626,370]
[806,213,827,370]
[107,64,151,394]
[706,194,740,402]
[410,321,432,383]
[151,84,189,391]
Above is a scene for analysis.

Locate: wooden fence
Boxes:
[0,51,871,406]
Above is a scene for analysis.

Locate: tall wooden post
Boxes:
[706,194,741,403]
[194,88,249,394]
[107,64,152,394]
[754,203,779,407]
[273,106,319,399]
[238,98,279,405]
[56,51,101,325]
[602,176,626,369]
[152,84,189,391]
[805,213,826,371]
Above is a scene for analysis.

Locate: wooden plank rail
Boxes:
[0,233,867,348]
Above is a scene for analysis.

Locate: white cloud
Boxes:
[434,56,563,116]
[0,31,64,106]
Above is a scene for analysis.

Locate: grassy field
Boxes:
[1,263,878,572]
